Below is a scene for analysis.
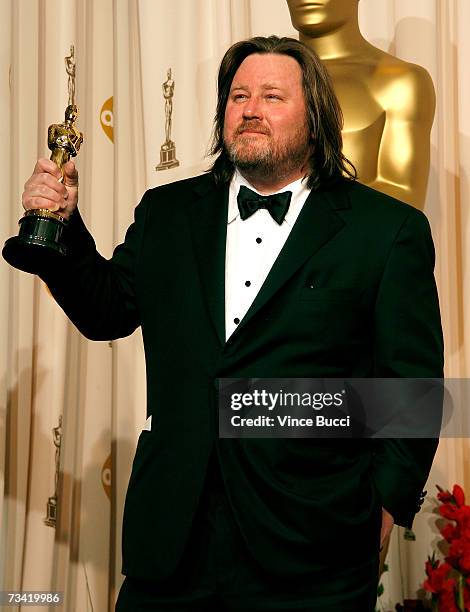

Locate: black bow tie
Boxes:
[237,185,292,225]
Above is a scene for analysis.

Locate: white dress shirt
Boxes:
[225,170,311,341]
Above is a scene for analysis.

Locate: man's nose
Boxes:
[242,96,263,120]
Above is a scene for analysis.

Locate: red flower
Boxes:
[423,559,452,593]
[440,503,460,521]
[426,486,470,610]
[441,523,459,542]
[460,551,470,573]
[456,506,470,526]
[464,585,470,611]
[437,577,458,611]
[453,484,466,507]
[446,538,465,568]
[438,488,454,503]
[437,484,466,508]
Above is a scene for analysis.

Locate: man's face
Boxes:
[223,53,311,179]
[287,0,358,36]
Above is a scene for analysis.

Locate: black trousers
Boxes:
[116,454,379,611]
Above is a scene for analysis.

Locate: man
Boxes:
[18,36,443,611]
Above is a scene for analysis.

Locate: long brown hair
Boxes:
[208,35,356,190]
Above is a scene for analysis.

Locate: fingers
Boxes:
[33,158,62,180]
[23,159,71,212]
[22,158,79,219]
[24,172,68,199]
[24,197,63,213]
[32,158,78,186]
[23,183,67,210]
[62,160,78,187]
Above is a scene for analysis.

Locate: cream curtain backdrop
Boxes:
[0,1,468,610]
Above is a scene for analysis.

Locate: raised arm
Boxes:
[21,158,147,340]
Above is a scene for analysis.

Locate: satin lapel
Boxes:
[187,179,229,346]
[232,185,349,338]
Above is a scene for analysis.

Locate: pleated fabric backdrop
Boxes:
[0,1,468,610]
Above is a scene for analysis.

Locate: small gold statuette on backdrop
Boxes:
[2,45,83,273]
[44,415,63,528]
[156,68,179,171]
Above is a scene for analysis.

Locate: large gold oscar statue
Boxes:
[287,0,435,209]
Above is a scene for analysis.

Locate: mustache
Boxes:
[235,121,271,136]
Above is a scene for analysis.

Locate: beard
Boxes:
[225,120,311,181]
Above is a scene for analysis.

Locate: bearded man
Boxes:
[17,36,443,611]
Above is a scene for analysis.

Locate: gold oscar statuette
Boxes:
[44,415,62,528]
[156,68,179,171]
[3,45,83,273]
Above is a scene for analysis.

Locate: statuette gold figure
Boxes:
[48,104,83,179]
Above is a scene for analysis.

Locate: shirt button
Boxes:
[256,237,262,244]
[245,281,251,287]
[234,318,240,325]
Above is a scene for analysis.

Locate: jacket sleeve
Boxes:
[371,208,444,528]
[38,190,151,341]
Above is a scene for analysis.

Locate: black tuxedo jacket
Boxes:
[39,173,443,581]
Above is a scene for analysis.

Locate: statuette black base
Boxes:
[2,209,68,274]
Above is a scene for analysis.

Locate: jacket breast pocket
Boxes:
[298,286,368,353]
[299,286,363,303]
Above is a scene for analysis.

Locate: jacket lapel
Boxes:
[187,177,229,346]
[232,181,350,339]
[187,176,351,347]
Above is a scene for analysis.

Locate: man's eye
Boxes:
[266,94,281,100]
[233,94,248,101]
